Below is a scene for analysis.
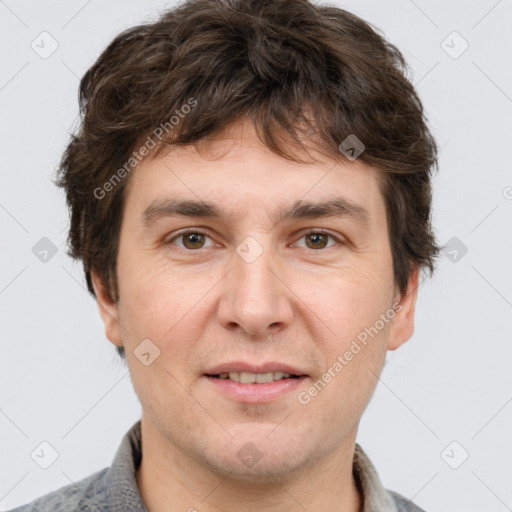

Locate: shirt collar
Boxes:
[104,420,148,512]
[353,443,399,512]
[105,420,398,512]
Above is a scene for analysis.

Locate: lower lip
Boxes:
[204,375,307,403]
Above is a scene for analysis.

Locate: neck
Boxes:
[135,418,363,512]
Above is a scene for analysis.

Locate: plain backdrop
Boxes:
[1,0,511,510]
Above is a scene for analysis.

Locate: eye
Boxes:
[166,229,343,251]
[294,230,342,250]
[167,230,216,250]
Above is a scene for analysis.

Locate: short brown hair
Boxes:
[56,0,440,360]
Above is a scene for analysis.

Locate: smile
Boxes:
[212,371,299,383]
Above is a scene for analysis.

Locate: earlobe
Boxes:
[90,270,124,347]
[387,267,420,351]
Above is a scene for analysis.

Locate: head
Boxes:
[57,0,439,482]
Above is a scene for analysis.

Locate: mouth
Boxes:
[203,363,308,403]
[207,371,301,384]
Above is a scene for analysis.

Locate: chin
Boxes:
[208,453,308,485]
[200,429,322,484]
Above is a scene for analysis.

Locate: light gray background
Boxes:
[1,0,511,510]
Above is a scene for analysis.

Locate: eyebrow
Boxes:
[141,197,371,229]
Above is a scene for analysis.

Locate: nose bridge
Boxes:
[217,235,292,336]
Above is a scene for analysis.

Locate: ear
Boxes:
[386,267,420,351]
[90,270,123,348]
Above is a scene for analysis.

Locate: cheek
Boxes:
[295,265,393,410]
[300,260,392,339]
[119,255,181,319]
[117,259,215,361]
[310,299,390,423]
[117,265,204,405]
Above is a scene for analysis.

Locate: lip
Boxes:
[204,374,308,403]
[205,361,307,376]
[203,361,309,404]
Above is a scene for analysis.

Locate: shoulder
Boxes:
[6,467,109,512]
[388,489,427,512]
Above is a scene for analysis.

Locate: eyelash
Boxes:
[166,229,343,251]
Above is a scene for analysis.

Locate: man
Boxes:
[10,0,439,510]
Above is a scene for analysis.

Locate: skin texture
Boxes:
[92,120,419,512]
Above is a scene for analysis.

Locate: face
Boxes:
[93,120,418,482]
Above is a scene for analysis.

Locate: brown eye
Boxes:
[168,230,215,250]
[297,231,341,250]
[182,232,205,249]
[304,233,329,249]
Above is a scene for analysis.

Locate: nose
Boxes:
[216,242,294,338]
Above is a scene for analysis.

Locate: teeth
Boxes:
[217,371,294,383]
[256,373,274,383]
[240,371,256,384]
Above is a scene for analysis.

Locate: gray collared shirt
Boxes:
[8,420,426,512]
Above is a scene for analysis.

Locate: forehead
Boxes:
[124,121,386,227]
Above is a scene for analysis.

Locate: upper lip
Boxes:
[205,361,307,376]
